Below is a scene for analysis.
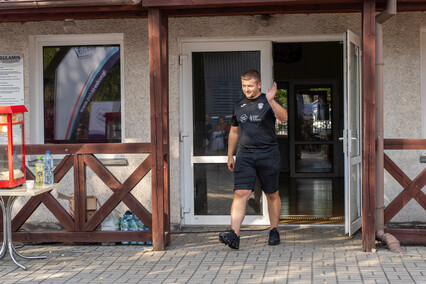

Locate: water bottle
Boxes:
[129,214,138,245]
[136,218,145,245]
[35,157,44,187]
[120,213,130,245]
[43,151,54,185]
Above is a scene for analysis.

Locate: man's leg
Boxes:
[265,191,281,245]
[219,189,251,249]
[265,191,281,230]
[230,189,252,235]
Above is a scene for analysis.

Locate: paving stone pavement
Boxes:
[0,226,425,283]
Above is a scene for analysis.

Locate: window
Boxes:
[29,34,124,145]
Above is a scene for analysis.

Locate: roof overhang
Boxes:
[0,0,425,22]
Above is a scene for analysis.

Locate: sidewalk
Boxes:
[0,226,425,283]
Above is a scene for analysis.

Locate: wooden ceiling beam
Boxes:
[0,5,147,22]
[162,3,364,17]
[0,11,146,22]
[142,0,365,8]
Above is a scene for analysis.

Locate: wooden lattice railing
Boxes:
[383,139,426,244]
[0,143,165,245]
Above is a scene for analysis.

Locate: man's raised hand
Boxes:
[266,82,277,102]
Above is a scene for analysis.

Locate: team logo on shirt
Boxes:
[240,114,248,123]
[241,103,246,108]
[250,115,261,122]
[258,103,264,110]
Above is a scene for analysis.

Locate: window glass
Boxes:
[275,87,288,136]
[43,45,121,144]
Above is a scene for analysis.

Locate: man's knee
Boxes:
[234,189,252,200]
[265,191,280,201]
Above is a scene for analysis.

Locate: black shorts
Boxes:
[234,147,281,194]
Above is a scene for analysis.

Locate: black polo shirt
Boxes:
[232,93,282,151]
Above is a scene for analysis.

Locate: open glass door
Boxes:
[180,40,272,225]
[343,31,362,235]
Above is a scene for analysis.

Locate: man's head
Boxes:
[241,70,262,99]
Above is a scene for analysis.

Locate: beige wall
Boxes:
[0,11,424,227]
[381,13,426,223]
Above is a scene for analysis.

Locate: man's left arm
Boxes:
[266,82,288,122]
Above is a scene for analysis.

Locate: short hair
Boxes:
[241,70,261,83]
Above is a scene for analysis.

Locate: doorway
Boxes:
[180,34,362,232]
[273,42,345,223]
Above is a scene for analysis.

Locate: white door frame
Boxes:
[343,30,363,235]
[179,34,355,226]
[179,39,272,225]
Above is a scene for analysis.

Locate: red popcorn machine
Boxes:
[0,105,28,188]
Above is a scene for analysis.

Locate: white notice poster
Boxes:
[0,54,24,106]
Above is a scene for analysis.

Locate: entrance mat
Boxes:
[280,215,344,224]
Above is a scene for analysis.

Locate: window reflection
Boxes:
[192,51,260,156]
[296,144,333,173]
[295,88,332,141]
[275,87,288,137]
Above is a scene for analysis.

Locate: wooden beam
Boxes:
[83,154,153,230]
[149,8,168,251]
[6,231,153,243]
[161,14,171,245]
[1,1,426,22]
[361,0,376,252]
[384,168,426,224]
[74,155,86,231]
[384,139,426,150]
[163,3,363,16]
[384,228,426,245]
[83,155,152,231]
[143,0,365,7]
[25,143,151,155]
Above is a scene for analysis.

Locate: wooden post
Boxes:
[149,7,169,251]
[161,15,171,245]
[362,0,376,252]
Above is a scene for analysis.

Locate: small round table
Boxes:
[0,183,59,270]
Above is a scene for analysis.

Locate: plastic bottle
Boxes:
[129,214,138,245]
[43,151,54,185]
[35,157,44,187]
[120,213,130,245]
[136,218,145,245]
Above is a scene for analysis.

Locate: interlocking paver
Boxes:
[0,227,425,283]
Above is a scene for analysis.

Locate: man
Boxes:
[219,70,288,249]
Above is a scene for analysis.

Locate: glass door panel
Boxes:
[194,163,261,215]
[192,51,261,216]
[294,86,334,174]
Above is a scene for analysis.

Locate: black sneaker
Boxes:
[268,228,280,245]
[219,229,240,249]
[248,198,261,213]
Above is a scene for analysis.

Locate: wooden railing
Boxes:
[383,139,426,244]
[0,143,165,245]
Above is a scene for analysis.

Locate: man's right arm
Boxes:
[227,126,239,172]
